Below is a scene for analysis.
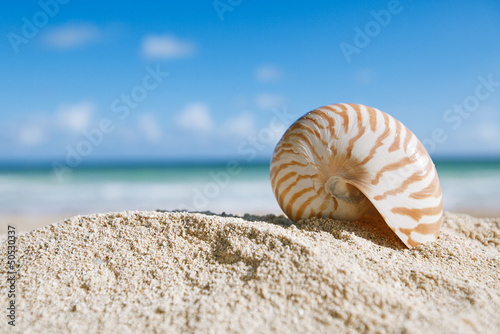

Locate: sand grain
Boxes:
[1,211,499,333]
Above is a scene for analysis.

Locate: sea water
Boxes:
[1,160,499,217]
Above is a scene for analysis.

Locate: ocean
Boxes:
[1,159,499,218]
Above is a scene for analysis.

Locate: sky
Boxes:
[1,0,499,166]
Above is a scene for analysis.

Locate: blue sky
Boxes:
[1,0,499,165]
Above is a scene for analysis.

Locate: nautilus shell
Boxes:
[270,103,443,248]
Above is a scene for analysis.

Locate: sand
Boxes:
[1,211,499,334]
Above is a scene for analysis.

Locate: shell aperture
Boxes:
[270,103,443,248]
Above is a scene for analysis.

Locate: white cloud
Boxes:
[57,101,95,132]
[138,114,162,143]
[255,64,283,83]
[223,113,256,138]
[42,23,101,49]
[255,93,285,110]
[477,122,500,142]
[439,113,500,156]
[18,124,45,146]
[142,35,196,59]
[175,102,213,132]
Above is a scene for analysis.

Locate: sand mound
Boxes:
[1,211,499,333]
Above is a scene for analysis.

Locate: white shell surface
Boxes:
[270,103,443,248]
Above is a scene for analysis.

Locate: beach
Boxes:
[1,161,500,234]
[1,210,499,333]
[2,0,499,332]
[1,162,499,333]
